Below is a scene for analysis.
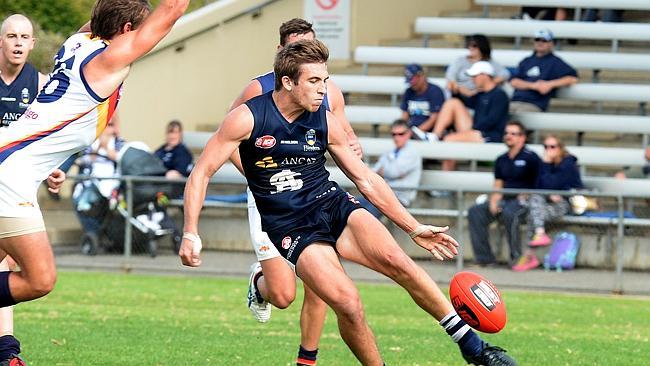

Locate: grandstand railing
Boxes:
[331,74,650,114]
[353,47,650,77]
[415,17,650,51]
[69,172,650,293]
[183,132,647,173]
[475,0,650,20]
[341,105,650,146]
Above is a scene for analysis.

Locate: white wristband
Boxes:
[183,232,202,254]
[408,225,429,239]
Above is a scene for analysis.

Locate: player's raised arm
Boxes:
[84,0,189,97]
[326,112,459,260]
[179,105,254,267]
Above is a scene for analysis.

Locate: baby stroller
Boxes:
[74,143,182,257]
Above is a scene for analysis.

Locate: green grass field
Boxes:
[14,271,650,365]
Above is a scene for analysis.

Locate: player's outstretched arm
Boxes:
[326,112,458,260]
[102,0,188,69]
[84,0,189,97]
[179,105,254,267]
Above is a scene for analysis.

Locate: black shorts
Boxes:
[265,190,363,265]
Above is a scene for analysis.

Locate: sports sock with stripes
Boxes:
[296,345,318,366]
[439,312,483,357]
[0,335,20,361]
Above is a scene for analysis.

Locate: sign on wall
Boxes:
[304,0,350,60]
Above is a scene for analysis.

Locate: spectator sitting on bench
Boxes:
[468,121,541,267]
[400,63,445,142]
[513,135,583,272]
[445,34,510,109]
[509,29,578,113]
[430,62,510,170]
[360,120,423,217]
[154,120,193,179]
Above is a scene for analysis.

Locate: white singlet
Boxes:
[0,33,120,218]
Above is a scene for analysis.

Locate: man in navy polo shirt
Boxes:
[429,61,509,143]
[400,63,445,141]
[509,29,578,113]
[468,121,541,267]
[430,61,510,170]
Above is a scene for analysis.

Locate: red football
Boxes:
[449,271,507,333]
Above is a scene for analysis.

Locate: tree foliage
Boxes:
[0,0,214,73]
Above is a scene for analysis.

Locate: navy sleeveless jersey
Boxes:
[0,63,39,127]
[240,92,339,231]
[255,71,330,111]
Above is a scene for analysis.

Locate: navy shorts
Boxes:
[265,190,363,265]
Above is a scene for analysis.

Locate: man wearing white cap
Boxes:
[509,29,578,113]
[425,61,509,164]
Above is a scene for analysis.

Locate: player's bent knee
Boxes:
[376,250,414,280]
[328,288,364,322]
[268,288,295,309]
[29,272,57,299]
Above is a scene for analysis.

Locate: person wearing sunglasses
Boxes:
[513,135,583,271]
[371,119,422,210]
[445,34,510,109]
[468,121,541,268]
[509,29,578,114]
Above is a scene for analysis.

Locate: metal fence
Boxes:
[61,174,650,293]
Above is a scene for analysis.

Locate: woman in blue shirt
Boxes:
[513,135,582,271]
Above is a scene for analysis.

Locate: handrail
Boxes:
[143,0,282,58]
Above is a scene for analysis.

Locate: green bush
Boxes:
[0,0,214,73]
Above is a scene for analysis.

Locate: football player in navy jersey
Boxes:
[181,39,517,366]
[0,14,63,365]
[228,18,361,366]
[0,14,48,128]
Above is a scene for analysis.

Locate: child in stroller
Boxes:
[73,140,182,257]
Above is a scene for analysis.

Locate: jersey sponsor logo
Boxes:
[269,169,303,194]
[21,88,30,104]
[18,202,34,208]
[305,129,317,146]
[304,145,321,152]
[281,236,292,249]
[255,135,276,149]
[280,140,298,145]
[303,129,321,151]
[2,112,22,123]
[255,157,278,168]
[280,157,317,166]
[1,97,16,102]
